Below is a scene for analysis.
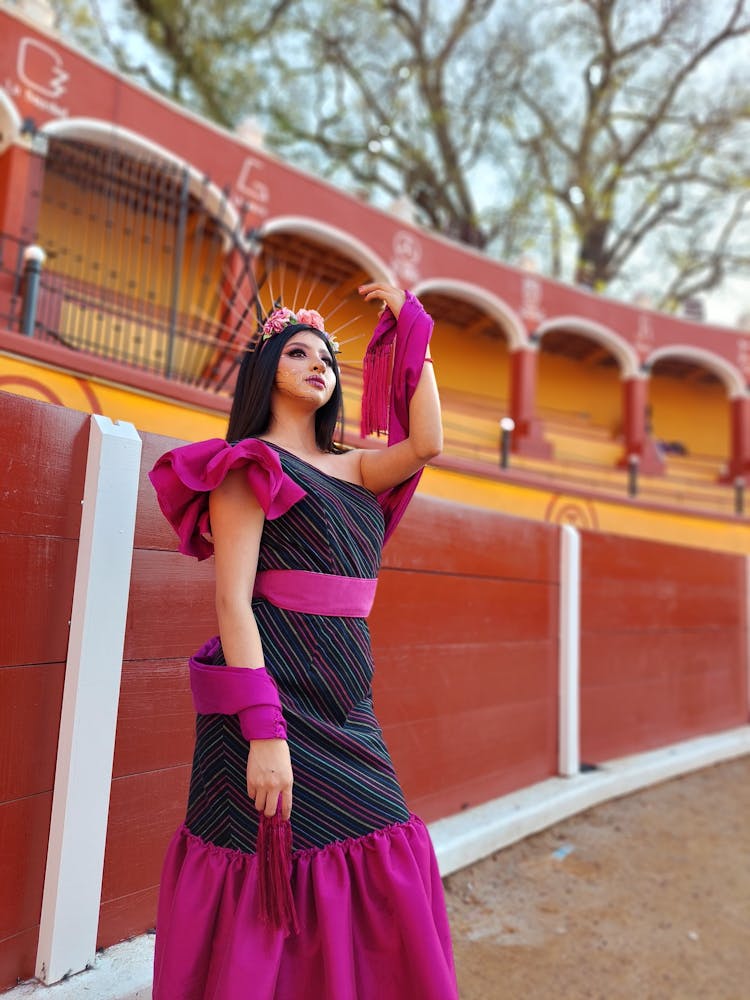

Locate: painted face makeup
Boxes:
[273,332,336,406]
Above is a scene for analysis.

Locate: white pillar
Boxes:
[559,524,581,777]
[36,416,142,985]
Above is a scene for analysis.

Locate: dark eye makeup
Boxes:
[287,347,333,367]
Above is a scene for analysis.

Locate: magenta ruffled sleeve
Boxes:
[148,437,307,560]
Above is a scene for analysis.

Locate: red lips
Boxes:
[306,376,326,389]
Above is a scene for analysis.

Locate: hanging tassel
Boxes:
[361,340,393,437]
[256,812,299,936]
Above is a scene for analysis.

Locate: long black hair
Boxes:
[226,324,344,451]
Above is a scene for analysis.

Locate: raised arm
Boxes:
[209,471,293,820]
[357,282,442,496]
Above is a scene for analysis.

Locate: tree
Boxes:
[502,0,750,305]
[50,0,297,125]
[45,0,750,310]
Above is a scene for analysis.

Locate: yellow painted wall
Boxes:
[430,321,510,408]
[537,351,621,430]
[649,371,729,458]
[37,172,227,380]
[0,353,226,440]
[421,467,750,556]
[3,348,744,557]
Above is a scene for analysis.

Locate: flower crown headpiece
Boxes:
[260,307,340,354]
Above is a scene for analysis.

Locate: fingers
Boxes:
[245,743,290,823]
[359,282,400,301]
[248,785,292,818]
[261,789,280,818]
[359,282,406,319]
[280,786,293,822]
[246,739,293,817]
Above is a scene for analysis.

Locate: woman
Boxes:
[149,282,458,999]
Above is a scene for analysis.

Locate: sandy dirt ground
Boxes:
[445,756,750,1000]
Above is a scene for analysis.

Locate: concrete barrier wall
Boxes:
[580,532,748,763]
[376,499,560,821]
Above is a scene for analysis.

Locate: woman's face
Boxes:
[273,330,337,408]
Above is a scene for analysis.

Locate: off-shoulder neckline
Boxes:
[254,439,375,496]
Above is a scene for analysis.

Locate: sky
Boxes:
[48,0,750,329]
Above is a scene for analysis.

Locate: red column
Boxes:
[0,142,45,242]
[0,142,46,328]
[728,396,750,480]
[509,348,552,458]
[619,376,663,475]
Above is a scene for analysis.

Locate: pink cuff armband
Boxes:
[189,637,287,741]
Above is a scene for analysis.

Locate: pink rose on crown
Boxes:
[263,307,296,335]
[296,309,325,332]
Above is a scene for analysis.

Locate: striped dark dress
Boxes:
[149,437,458,1000]
[187,443,411,852]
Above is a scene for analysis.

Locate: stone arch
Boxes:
[407,279,523,461]
[532,316,637,456]
[535,316,640,378]
[253,217,394,373]
[413,278,528,350]
[33,118,241,383]
[645,345,746,398]
[41,117,239,240]
[644,345,744,465]
[258,216,394,284]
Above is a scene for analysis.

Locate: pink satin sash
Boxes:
[252,570,377,617]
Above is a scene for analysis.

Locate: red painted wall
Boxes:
[580,532,748,763]
[375,499,560,821]
[0,391,87,989]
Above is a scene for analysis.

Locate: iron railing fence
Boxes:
[2,136,272,392]
[1,136,375,399]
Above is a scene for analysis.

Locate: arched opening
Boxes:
[647,350,737,474]
[414,286,516,465]
[254,221,393,432]
[28,121,239,386]
[535,320,634,466]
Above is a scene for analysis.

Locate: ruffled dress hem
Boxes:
[153,815,459,1000]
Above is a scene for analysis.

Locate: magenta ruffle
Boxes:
[153,817,459,1000]
[148,438,307,560]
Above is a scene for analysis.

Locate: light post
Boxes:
[627,453,639,498]
[734,476,745,516]
[21,244,46,337]
[499,417,515,469]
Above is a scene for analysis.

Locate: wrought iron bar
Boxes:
[165,166,190,379]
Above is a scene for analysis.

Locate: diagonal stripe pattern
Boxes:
[185,443,411,853]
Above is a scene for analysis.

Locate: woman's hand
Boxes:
[247,738,293,820]
[359,282,406,319]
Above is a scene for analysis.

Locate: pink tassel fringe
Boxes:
[256,812,299,936]
[361,341,393,437]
